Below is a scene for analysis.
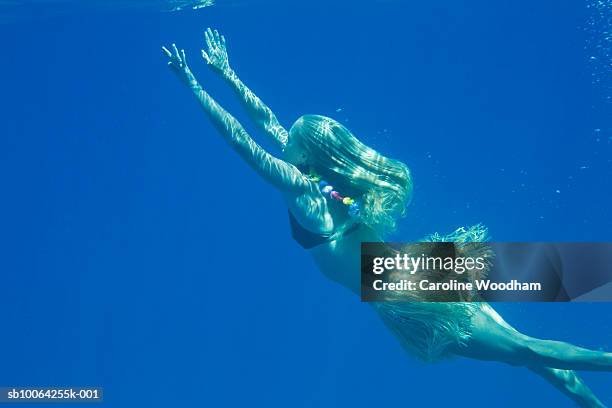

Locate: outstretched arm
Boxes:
[162,44,306,193]
[201,28,289,150]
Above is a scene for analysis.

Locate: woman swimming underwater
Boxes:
[162,28,611,407]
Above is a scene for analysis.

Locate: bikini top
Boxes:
[288,210,362,249]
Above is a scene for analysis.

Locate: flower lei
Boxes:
[306,171,361,218]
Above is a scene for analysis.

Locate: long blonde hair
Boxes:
[289,115,413,236]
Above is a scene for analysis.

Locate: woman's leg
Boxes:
[520,337,612,371]
[456,305,612,371]
[452,306,610,406]
[528,366,606,408]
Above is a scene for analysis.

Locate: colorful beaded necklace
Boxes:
[306,170,361,218]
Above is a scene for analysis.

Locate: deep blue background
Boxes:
[1,1,611,406]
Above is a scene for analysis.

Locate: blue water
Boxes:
[1,1,611,407]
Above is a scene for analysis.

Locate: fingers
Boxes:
[204,29,211,50]
[172,43,181,61]
[205,27,214,50]
[204,27,225,50]
[162,45,176,67]
[214,29,227,51]
[201,49,211,64]
[213,29,221,45]
[181,48,187,65]
[161,46,172,58]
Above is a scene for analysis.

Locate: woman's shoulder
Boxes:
[283,188,334,234]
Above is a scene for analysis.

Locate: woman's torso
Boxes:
[283,187,380,295]
[282,185,511,362]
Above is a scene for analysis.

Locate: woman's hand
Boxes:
[162,43,198,88]
[201,28,231,75]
